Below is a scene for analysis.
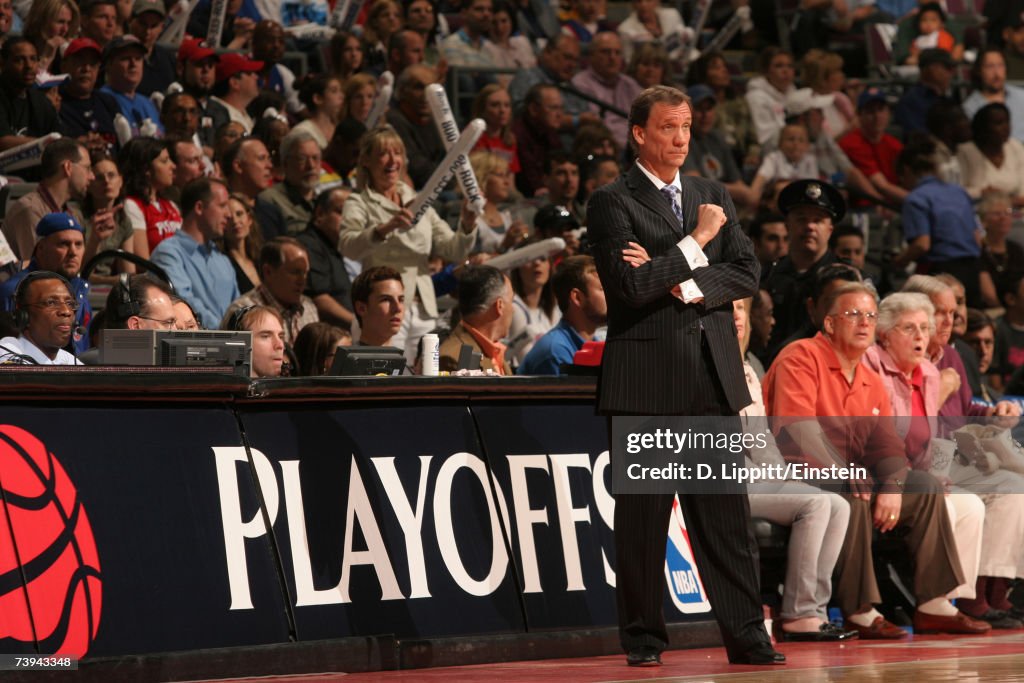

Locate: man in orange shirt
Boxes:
[763,282,988,638]
[439,265,514,374]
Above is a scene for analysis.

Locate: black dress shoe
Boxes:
[626,647,662,667]
[974,609,1024,629]
[781,622,859,642]
[729,644,786,665]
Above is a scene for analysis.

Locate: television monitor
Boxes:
[102,330,252,376]
[327,345,406,376]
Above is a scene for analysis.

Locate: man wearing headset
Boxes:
[0,271,83,365]
[102,272,177,331]
[0,213,92,353]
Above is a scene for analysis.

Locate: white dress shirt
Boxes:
[0,335,82,365]
[634,161,708,303]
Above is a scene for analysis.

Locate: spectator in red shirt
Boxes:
[838,88,908,206]
[472,84,520,175]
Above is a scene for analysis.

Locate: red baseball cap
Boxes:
[216,53,264,82]
[63,38,102,60]
[178,37,218,64]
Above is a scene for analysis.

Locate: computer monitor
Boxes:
[327,345,406,376]
[102,330,252,376]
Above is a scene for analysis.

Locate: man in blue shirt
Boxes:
[99,34,164,136]
[519,254,606,375]
[894,48,957,138]
[151,178,239,326]
[893,139,982,306]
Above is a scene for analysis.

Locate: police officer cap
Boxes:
[534,204,579,234]
[777,179,846,222]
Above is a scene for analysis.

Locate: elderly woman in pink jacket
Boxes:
[863,292,1023,628]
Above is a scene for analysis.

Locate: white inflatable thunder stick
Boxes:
[206,0,228,48]
[426,83,486,214]
[405,118,486,225]
[0,133,61,173]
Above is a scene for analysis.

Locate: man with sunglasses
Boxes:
[0,271,83,365]
[0,213,92,353]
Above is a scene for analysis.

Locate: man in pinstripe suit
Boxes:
[587,86,782,667]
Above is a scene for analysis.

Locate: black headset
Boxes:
[226,305,256,332]
[113,272,141,321]
[12,271,74,331]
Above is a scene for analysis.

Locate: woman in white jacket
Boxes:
[338,126,477,363]
[745,46,797,147]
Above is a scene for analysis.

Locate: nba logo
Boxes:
[664,495,711,614]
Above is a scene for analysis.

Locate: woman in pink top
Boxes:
[864,292,1024,629]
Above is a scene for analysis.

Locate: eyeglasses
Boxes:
[137,315,177,329]
[834,309,878,323]
[29,298,79,312]
[891,323,933,337]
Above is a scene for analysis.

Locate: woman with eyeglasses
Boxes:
[118,137,181,260]
[864,291,1024,630]
[82,151,135,284]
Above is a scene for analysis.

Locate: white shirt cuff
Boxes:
[676,235,708,268]
[675,235,707,303]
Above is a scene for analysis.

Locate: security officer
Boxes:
[763,179,847,362]
[0,213,92,354]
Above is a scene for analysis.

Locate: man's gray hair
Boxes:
[877,292,934,336]
[457,266,507,317]
[902,274,953,299]
[280,129,319,162]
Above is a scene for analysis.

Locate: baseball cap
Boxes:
[857,86,889,110]
[103,34,147,62]
[178,37,218,63]
[777,179,846,222]
[918,47,955,69]
[36,213,85,239]
[132,0,166,17]
[687,84,716,107]
[63,38,102,60]
[785,88,835,117]
[216,53,265,82]
[1009,11,1024,29]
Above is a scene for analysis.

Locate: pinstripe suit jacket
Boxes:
[588,164,760,414]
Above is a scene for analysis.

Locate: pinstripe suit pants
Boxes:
[611,335,770,656]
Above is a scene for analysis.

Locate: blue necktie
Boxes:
[660,185,684,227]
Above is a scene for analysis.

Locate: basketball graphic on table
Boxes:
[0,425,101,657]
